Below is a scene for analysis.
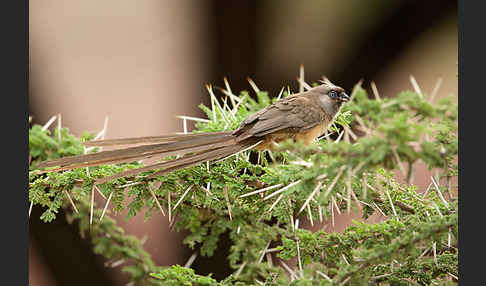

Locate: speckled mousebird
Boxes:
[36,77,350,184]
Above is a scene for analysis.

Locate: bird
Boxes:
[36,78,349,184]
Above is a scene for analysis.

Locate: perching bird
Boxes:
[36,78,349,184]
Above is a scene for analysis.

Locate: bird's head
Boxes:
[312,77,349,114]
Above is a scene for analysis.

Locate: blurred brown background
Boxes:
[29,1,457,285]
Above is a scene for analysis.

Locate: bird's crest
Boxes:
[319,76,339,90]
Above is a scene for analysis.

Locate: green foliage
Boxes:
[29,80,458,285]
[150,265,220,286]
[69,196,165,285]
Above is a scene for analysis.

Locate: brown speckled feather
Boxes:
[233,92,331,142]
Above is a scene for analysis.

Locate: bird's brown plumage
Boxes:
[36,79,349,184]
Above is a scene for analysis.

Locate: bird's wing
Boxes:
[234,96,324,140]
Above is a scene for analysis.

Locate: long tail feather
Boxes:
[35,130,262,184]
[146,139,262,179]
[95,141,258,184]
[36,139,235,174]
[37,132,233,170]
[83,132,229,147]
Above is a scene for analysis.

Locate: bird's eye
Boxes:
[329,91,337,98]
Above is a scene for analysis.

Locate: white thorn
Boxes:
[168,191,172,222]
[296,238,303,278]
[263,180,302,201]
[385,189,398,220]
[63,189,79,214]
[42,115,57,131]
[370,81,381,101]
[258,240,271,263]
[147,185,166,216]
[342,254,350,265]
[334,130,345,144]
[94,185,107,200]
[109,259,125,268]
[429,77,443,103]
[280,260,297,281]
[57,113,62,141]
[346,168,352,213]
[223,77,235,106]
[330,198,335,227]
[422,182,433,198]
[184,252,198,268]
[299,64,305,93]
[447,272,458,280]
[94,115,110,141]
[298,181,323,214]
[419,247,430,258]
[316,271,332,282]
[318,205,323,223]
[372,201,387,218]
[223,187,232,221]
[433,242,438,266]
[29,201,33,218]
[409,75,423,98]
[268,194,284,212]
[102,115,109,140]
[432,202,443,218]
[116,181,143,189]
[431,176,449,208]
[234,262,247,278]
[90,186,95,225]
[100,192,114,221]
[332,196,341,215]
[173,185,194,211]
[322,167,345,198]
[206,182,212,194]
[307,204,314,226]
[206,85,217,122]
[448,228,452,248]
[247,77,260,93]
[217,88,242,108]
[391,147,406,177]
[176,115,210,123]
[344,126,358,141]
[277,86,285,101]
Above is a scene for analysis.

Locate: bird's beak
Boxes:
[339,92,350,102]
